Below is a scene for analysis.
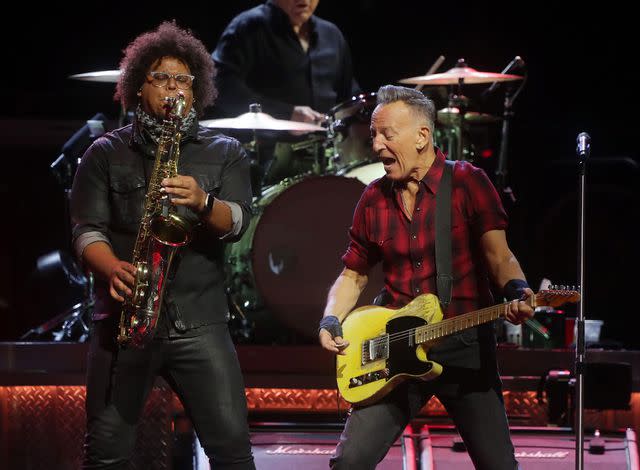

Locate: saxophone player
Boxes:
[70,21,255,469]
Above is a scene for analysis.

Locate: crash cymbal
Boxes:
[437,107,501,126]
[399,59,523,86]
[201,111,325,132]
[69,70,121,83]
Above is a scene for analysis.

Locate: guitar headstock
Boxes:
[536,286,581,307]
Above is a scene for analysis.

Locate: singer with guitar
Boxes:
[319,85,535,470]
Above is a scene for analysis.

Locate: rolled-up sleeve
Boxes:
[70,140,111,260]
[216,139,252,243]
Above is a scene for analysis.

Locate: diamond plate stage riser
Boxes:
[1,385,172,470]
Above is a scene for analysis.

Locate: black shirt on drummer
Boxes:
[211,0,360,122]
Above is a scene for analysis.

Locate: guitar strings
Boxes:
[366,292,564,347]
[366,301,513,347]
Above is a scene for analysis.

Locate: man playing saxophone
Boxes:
[70,21,255,469]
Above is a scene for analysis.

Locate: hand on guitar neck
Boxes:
[503,287,535,325]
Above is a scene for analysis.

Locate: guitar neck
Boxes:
[414,295,536,344]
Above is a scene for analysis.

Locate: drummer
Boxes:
[210,0,360,124]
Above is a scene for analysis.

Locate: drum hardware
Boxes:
[401,58,524,163]
[493,59,527,195]
[203,103,327,188]
[20,250,94,342]
[327,93,378,171]
[398,58,524,86]
[439,89,471,162]
[69,70,121,82]
[201,105,326,132]
[225,174,385,342]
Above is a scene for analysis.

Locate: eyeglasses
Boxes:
[148,71,195,90]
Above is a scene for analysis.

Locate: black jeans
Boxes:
[330,330,518,470]
[83,317,255,469]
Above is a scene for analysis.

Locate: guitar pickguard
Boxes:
[386,316,433,377]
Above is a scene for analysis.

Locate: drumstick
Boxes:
[415,55,445,91]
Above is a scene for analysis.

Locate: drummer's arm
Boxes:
[319,268,368,354]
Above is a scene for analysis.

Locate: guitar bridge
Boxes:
[361,334,389,365]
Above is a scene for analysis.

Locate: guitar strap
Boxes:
[435,160,455,307]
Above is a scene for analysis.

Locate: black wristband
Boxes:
[503,279,530,301]
[318,315,343,338]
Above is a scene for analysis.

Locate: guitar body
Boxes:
[335,288,580,406]
[336,293,444,406]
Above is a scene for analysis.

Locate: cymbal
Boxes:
[437,107,501,126]
[69,70,121,83]
[399,61,523,86]
[201,112,325,132]
[464,111,501,124]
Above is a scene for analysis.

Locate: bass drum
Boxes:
[226,174,384,341]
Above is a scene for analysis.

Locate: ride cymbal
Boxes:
[399,59,523,86]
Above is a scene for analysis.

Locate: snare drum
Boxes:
[226,174,384,340]
[328,93,378,170]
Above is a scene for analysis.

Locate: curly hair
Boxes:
[115,21,216,116]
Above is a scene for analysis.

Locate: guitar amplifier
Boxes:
[418,425,639,470]
[194,424,417,469]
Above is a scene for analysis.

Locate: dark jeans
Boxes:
[83,317,255,469]
[331,330,518,470]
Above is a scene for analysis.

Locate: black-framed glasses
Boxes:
[149,71,195,90]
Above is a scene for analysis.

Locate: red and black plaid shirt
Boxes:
[342,150,508,318]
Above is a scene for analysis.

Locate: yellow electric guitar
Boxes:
[336,289,580,405]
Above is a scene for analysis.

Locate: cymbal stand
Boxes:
[244,132,264,199]
[245,103,265,198]
[443,88,469,161]
[495,72,527,197]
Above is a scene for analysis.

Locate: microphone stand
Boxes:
[574,132,590,470]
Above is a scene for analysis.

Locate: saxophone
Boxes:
[118,93,192,347]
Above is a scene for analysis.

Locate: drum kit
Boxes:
[70,58,524,342]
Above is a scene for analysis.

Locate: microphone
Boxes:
[576,132,591,159]
[485,56,525,95]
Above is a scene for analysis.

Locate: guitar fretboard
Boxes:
[414,303,506,344]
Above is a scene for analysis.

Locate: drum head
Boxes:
[341,161,385,186]
[251,175,384,339]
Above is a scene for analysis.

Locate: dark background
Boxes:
[2,2,638,346]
